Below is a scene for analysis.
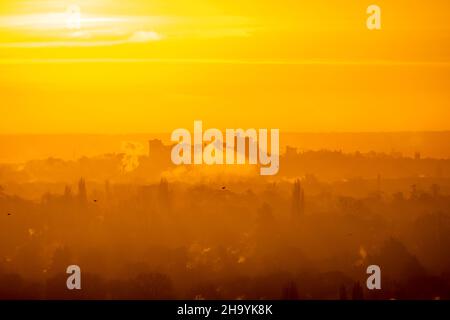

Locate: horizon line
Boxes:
[1,130,450,136]
[1,58,450,67]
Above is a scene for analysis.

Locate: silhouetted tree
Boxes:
[78,178,87,204]
[282,281,299,300]
[351,282,364,300]
[431,184,440,198]
[129,273,175,299]
[291,179,304,217]
[158,178,171,213]
[63,185,72,201]
[339,285,348,300]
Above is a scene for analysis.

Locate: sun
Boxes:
[66,4,82,30]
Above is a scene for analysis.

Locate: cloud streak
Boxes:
[0,30,163,48]
[0,11,252,48]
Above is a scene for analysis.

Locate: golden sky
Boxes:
[0,0,449,133]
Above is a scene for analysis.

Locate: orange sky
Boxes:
[0,0,449,133]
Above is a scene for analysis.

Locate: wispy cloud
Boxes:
[0,14,128,30]
[0,11,253,48]
[0,30,163,48]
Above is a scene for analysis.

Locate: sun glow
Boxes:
[66,4,81,30]
[0,1,449,134]
[0,2,165,48]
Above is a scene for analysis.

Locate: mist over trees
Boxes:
[0,144,449,299]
